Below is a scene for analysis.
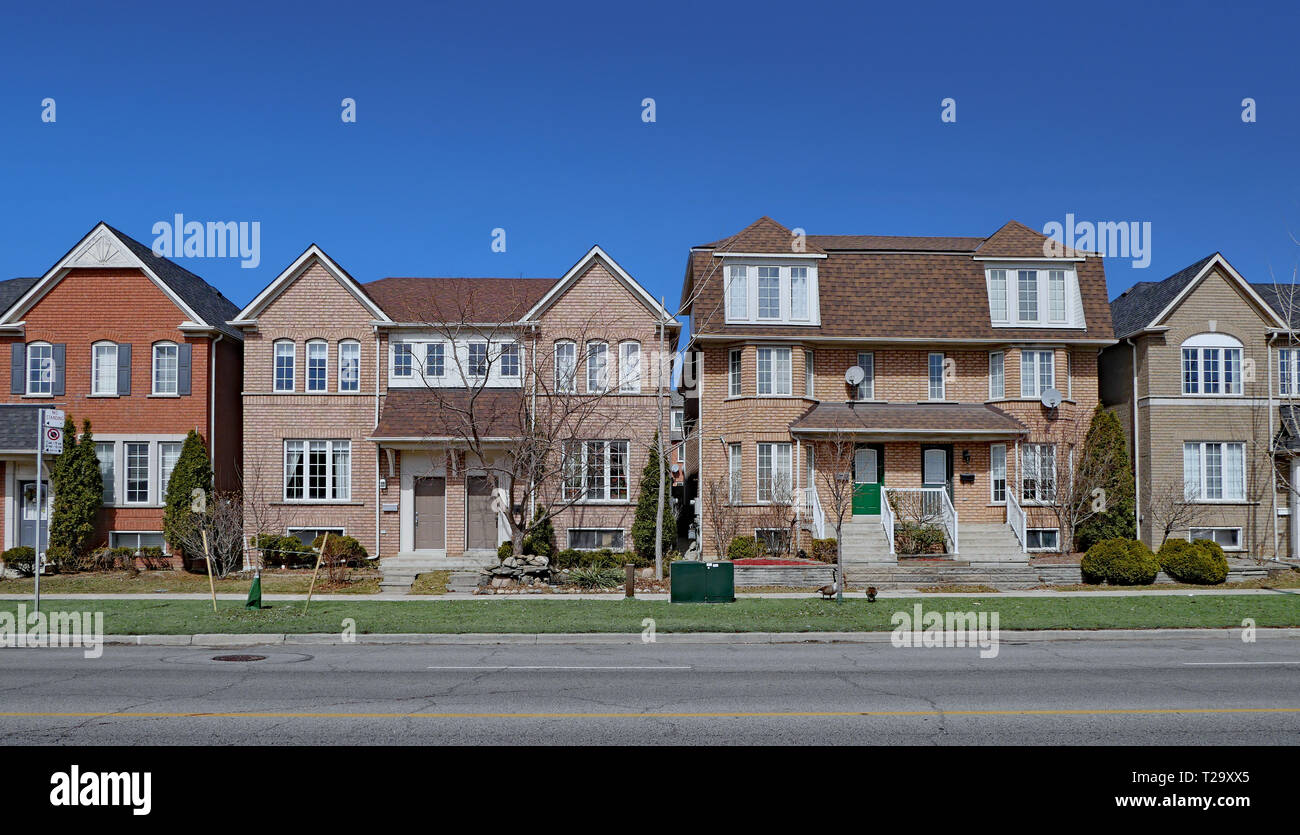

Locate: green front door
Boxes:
[852,444,883,515]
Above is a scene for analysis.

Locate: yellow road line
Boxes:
[0,707,1297,720]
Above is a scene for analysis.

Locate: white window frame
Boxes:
[95,441,115,505]
[1183,441,1246,502]
[306,339,328,392]
[1280,347,1299,396]
[586,341,609,393]
[124,441,151,505]
[499,343,521,379]
[25,341,53,396]
[152,342,179,396]
[1181,334,1243,396]
[856,352,875,401]
[756,442,792,504]
[756,346,792,396]
[1047,270,1067,322]
[339,340,361,392]
[158,441,182,495]
[804,349,815,398]
[91,341,118,396]
[1020,349,1055,398]
[618,341,641,393]
[790,266,810,321]
[554,341,576,393]
[561,440,629,503]
[1020,443,1056,504]
[757,266,781,320]
[726,265,748,321]
[927,352,945,401]
[273,340,296,392]
[392,342,415,378]
[283,439,352,502]
[1188,527,1243,551]
[467,342,489,378]
[990,443,1006,504]
[988,266,1082,328]
[1025,528,1060,551]
[723,262,821,325]
[728,348,742,397]
[728,443,742,503]
[989,351,1005,400]
[988,269,1008,322]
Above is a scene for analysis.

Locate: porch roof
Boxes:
[0,404,57,455]
[371,388,526,442]
[789,402,1027,437]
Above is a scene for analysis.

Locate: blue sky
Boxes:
[3,0,1299,323]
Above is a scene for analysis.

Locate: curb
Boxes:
[89,627,1300,647]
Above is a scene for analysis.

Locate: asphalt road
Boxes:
[1,636,1297,745]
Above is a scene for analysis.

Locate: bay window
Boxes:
[728,349,742,396]
[856,352,874,400]
[756,347,791,395]
[1021,443,1056,504]
[756,442,792,504]
[928,352,945,400]
[1021,349,1055,398]
[989,351,1005,399]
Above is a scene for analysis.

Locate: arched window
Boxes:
[306,339,328,392]
[25,341,53,396]
[618,341,641,393]
[91,340,119,396]
[152,341,179,395]
[338,340,361,392]
[554,341,576,393]
[1181,333,1243,395]
[273,340,296,392]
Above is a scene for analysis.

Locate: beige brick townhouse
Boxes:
[680,217,1115,564]
[1102,252,1300,558]
[230,244,678,569]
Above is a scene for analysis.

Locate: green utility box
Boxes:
[670,560,735,603]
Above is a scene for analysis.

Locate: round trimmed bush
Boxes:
[1,546,35,576]
[727,536,760,560]
[1081,538,1159,585]
[1159,538,1229,585]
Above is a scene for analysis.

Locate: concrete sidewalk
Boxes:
[75,626,1300,646]
[0,586,1296,602]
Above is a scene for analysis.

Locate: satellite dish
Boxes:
[1040,388,1063,409]
[844,365,865,386]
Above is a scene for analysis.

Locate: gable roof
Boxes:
[1109,253,1286,339]
[520,245,675,324]
[0,223,241,338]
[684,217,1114,342]
[696,216,826,255]
[365,276,556,323]
[231,244,391,326]
[1251,282,1300,329]
[974,220,1084,259]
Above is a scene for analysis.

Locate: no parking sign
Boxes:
[41,409,64,455]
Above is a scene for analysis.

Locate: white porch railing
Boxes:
[880,488,896,554]
[804,487,826,539]
[1005,488,1027,553]
[883,487,958,555]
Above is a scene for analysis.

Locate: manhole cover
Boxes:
[212,654,267,662]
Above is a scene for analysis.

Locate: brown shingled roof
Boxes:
[790,402,1027,436]
[365,277,557,323]
[808,235,984,252]
[373,388,527,439]
[975,220,1083,259]
[697,216,825,255]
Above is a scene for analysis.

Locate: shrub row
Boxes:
[1081,537,1229,585]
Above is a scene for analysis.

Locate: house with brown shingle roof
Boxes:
[231,244,677,579]
[680,216,1114,565]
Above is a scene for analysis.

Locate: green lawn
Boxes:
[0,594,1296,635]
[0,571,380,595]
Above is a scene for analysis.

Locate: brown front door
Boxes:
[466,475,498,551]
[414,477,445,550]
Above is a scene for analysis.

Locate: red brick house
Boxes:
[231,244,677,578]
[680,217,1114,565]
[0,223,243,556]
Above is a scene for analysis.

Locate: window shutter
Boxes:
[177,342,192,396]
[52,344,65,396]
[10,343,24,394]
[117,343,132,395]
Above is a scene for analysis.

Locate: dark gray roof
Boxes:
[103,225,242,339]
[1277,406,1300,452]
[1109,254,1217,339]
[1252,283,1300,328]
[0,404,56,453]
[0,277,39,317]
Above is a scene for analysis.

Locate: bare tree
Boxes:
[813,432,856,601]
[238,449,286,571]
[702,477,741,559]
[1040,410,1127,554]
[1144,478,1211,548]
[401,286,671,566]
[173,491,245,577]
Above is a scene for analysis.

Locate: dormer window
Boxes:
[987,266,1084,328]
[723,262,820,325]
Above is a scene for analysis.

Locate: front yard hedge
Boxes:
[1081,538,1160,585]
[1159,538,1229,585]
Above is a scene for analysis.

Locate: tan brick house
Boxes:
[232,244,678,571]
[680,217,1115,564]
[1102,252,1294,558]
[0,223,243,557]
